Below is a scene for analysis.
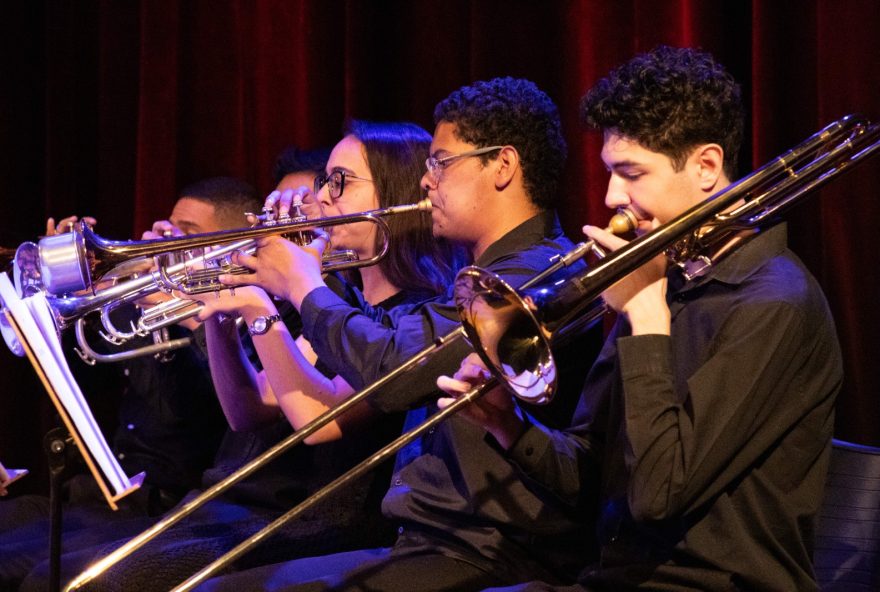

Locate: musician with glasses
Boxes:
[197,121,464,444]
[39,126,466,592]
[168,121,466,588]
[199,77,599,592]
[440,46,843,592]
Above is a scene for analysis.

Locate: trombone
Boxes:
[66,115,880,591]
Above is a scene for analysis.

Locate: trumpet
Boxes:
[66,115,880,591]
[36,198,431,295]
[7,199,431,363]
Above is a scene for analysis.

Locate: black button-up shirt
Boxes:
[507,223,843,591]
[298,211,600,585]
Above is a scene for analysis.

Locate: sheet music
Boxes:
[0,274,137,497]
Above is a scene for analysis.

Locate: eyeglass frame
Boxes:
[313,170,373,200]
[424,145,505,181]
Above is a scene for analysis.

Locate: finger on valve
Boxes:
[45,215,95,237]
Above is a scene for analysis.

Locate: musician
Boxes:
[34,128,465,591]
[4,178,256,592]
[172,122,464,579]
[199,121,463,441]
[200,77,598,592]
[440,46,843,592]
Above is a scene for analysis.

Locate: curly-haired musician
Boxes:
[198,77,599,592]
[442,46,842,592]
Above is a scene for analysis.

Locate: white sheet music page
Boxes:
[0,274,136,496]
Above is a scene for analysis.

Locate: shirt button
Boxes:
[397,526,404,535]
[428,427,435,435]
[117,453,125,460]
[394,478,402,486]
[524,446,535,456]
[127,423,135,430]
[123,368,130,376]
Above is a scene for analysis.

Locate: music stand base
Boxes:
[45,427,75,592]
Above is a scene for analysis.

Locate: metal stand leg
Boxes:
[45,427,74,592]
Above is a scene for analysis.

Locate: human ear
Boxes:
[693,144,725,192]
[493,146,519,190]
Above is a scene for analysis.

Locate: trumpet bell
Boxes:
[454,266,555,405]
[38,229,93,294]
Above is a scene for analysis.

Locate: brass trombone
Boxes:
[457,114,880,403]
[66,115,880,591]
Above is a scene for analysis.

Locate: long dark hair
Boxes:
[346,119,468,296]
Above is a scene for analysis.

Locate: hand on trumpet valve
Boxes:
[436,353,525,450]
[45,215,96,237]
[582,223,670,334]
[218,231,329,307]
[249,186,314,226]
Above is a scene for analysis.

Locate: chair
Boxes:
[814,438,880,591]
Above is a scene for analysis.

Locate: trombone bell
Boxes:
[454,267,556,404]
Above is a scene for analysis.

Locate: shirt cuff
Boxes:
[300,286,348,340]
[617,333,673,380]
[505,421,555,475]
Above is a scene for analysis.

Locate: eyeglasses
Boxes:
[424,146,504,181]
[313,170,373,200]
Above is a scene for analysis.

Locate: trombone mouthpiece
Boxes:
[607,209,637,235]
[415,198,432,212]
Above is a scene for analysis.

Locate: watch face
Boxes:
[252,317,268,333]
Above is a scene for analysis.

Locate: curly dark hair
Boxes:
[580,46,745,180]
[434,77,567,210]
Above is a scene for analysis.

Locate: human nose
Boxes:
[604,174,630,210]
[315,183,333,208]
[421,169,437,193]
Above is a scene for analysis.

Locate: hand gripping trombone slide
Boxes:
[65,114,880,591]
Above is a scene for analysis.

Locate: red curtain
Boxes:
[2,0,879,492]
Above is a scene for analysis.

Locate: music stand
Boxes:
[1,275,144,591]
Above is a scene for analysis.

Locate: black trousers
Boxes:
[195,547,512,592]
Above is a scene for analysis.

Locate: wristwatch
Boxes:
[247,314,282,336]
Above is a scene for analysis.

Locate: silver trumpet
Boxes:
[7,199,431,363]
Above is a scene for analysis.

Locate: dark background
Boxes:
[2,0,878,494]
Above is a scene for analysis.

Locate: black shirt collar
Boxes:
[475,210,563,268]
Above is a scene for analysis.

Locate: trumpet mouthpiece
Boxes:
[416,198,432,212]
